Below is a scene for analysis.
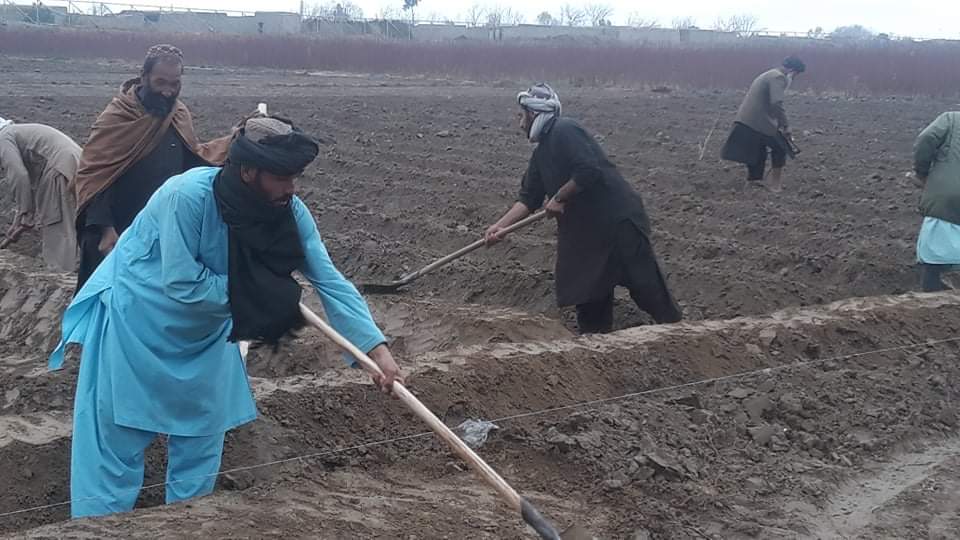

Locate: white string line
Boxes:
[0,431,436,519]
[494,336,960,423]
[1,335,957,520]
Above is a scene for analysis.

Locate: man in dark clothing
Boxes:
[485,83,681,334]
[73,44,232,290]
[721,56,806,190]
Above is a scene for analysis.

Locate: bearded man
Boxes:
[50,116,402,518]
[485,83,682,334]
[73,44,233,289]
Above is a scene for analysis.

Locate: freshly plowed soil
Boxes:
[1,56,957,539]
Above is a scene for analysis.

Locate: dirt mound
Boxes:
[2,58,959,539]
[4,291,960,537]
[245,295,571,378]
[0,253,74,364]
[528,342,960,537]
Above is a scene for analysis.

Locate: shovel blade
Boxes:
[560,524,596,540]
[359,281,406,294]
[521,499,595,540]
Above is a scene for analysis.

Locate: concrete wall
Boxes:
[0,7,811,44]
[0,4,68,24]
[414,24,491,42]
[303,19,413,39]
[5,10,956,49]
[53,9,299,35]
[252,12,300,34]
[499,24,619,43]
[412,24,746,47]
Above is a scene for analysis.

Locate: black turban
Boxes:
[228,117,319,176]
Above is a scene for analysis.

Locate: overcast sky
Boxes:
[84,0,959,39]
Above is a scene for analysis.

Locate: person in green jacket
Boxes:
[914,111,960,291]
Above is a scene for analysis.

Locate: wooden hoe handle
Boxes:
[299,303,524,510]
[397,211,547,284]
[299,303,563,539]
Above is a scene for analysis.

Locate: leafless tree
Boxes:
[712,14,759,34]
[559,4,585,26]
[486,5,523,27]
[831,24,875,40]
[374,6,400,20]
[401,0,418,24]
[465,4,485,26]
[671,16,697,30]
[536,11,557,26]
[306,1,363,21]
[583,3,613,27]
[627,12,659,29]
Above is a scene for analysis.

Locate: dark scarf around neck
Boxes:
[213,167,306,344]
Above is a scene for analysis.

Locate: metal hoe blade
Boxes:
[359,280,407,294]
[359,211,548,296]
[521,499,596,540]
[561,524,596,540]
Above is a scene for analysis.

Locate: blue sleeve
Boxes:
[293,198,386,366]
[156,188,230,319]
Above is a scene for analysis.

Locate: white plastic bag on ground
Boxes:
[455,419,499,449]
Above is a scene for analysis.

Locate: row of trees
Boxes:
[305,2,762,31]
[305,2,890,41]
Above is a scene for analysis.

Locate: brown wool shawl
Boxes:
[73,77,232,214]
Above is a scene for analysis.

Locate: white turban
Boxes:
[517,83,561,143]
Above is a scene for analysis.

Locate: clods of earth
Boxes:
[1,56,958,539]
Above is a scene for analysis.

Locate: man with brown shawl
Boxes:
[74,44,232,289]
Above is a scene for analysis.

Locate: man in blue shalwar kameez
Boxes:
[49,116,402,518]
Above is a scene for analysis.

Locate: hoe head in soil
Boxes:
[521,499,596,540]
[360,277,409,294]
[300,302,594,540]
[559,524,595,539]
[361,211,549,295]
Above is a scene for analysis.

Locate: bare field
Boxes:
[1,56,958,539]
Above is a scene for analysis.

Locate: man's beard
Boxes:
[137,84,178,118]
[252,175,292,207]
